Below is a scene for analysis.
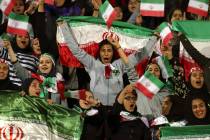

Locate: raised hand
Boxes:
[3,40,12,50]
[91,0,102,10]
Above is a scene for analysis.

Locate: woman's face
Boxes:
[28,79,41,96]
[114,7,123,21]
[13,0,25,15]
[171,9,183,23]
[99,44,114,64]
[162,96,172,115]
[0,63,9,80]
[128,0,140,13]
[38,56,53,74]
[32,38,41,56]
[147,63,161,79]
[85,91,95,105]
[123,92,137,112]
[190,70,204,89]
[192,98,207,119]
[160,44,173,60]
[16,35,30,49]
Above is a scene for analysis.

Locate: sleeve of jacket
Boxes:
[58,23,96,71]
[128,36,158,66]
[13,61,31,81]
[179,34,209,68]
[124,63,139,83]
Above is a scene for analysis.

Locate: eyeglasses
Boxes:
[124,96,137,101]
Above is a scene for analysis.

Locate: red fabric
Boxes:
[105,65,112,79]
[180,56,201,81]
[57,81,65,100]
[31,73,44,83]
[79,89,86,100]
[136,58,149,77]
[58,42,99,67]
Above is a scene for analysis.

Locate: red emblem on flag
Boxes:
[0,124,24,140]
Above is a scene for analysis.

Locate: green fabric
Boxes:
[0,90,83,140]
[160,125,210,140]
[172,20,210,40]
[58,16,153,37]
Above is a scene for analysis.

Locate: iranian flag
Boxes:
[159,22,173,46]
[65,89,87,100]
[161,125,210,140]
[154,56,173,80]
[56,16,155,76]
[99,0,117,28]
[140,0,165,17]
[0,91,83,140]
[187,0,209,17]
[135,71,164,99]
[7,12,29,36]
[0,0,15,16]
[172,20,210,81]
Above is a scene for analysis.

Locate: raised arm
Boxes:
[179,34,209,67]
[3,40,31,81]
[107,36,129,64]
[57,22,96,70]
[128,36,158,66]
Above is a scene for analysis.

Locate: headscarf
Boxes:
[22,78,38,95]
[11,34,33,54]
[187,67,210,100]
[185,94,210,125]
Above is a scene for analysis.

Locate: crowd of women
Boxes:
[0,0,210,140]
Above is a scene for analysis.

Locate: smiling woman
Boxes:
[185,94,210,125]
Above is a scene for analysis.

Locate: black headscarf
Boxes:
[185,94,210,125]
[187,73,210,101]
[11,35,33,54]
[22,78,37,95]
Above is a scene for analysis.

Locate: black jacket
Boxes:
[109,102,151,140]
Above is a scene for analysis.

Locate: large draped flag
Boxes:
[56,16,210,77]
[140,0,165,17]
[187,0,209,17]
[56,16,154,76]
[160,125,210,140]
[172,20,210,81]
[0,91,83,140]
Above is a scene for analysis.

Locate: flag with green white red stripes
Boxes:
[187,0,209,17]
[99,0,117,28]
[7,12,29,36]
[140,0,165,17]
[135,71,165,99]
